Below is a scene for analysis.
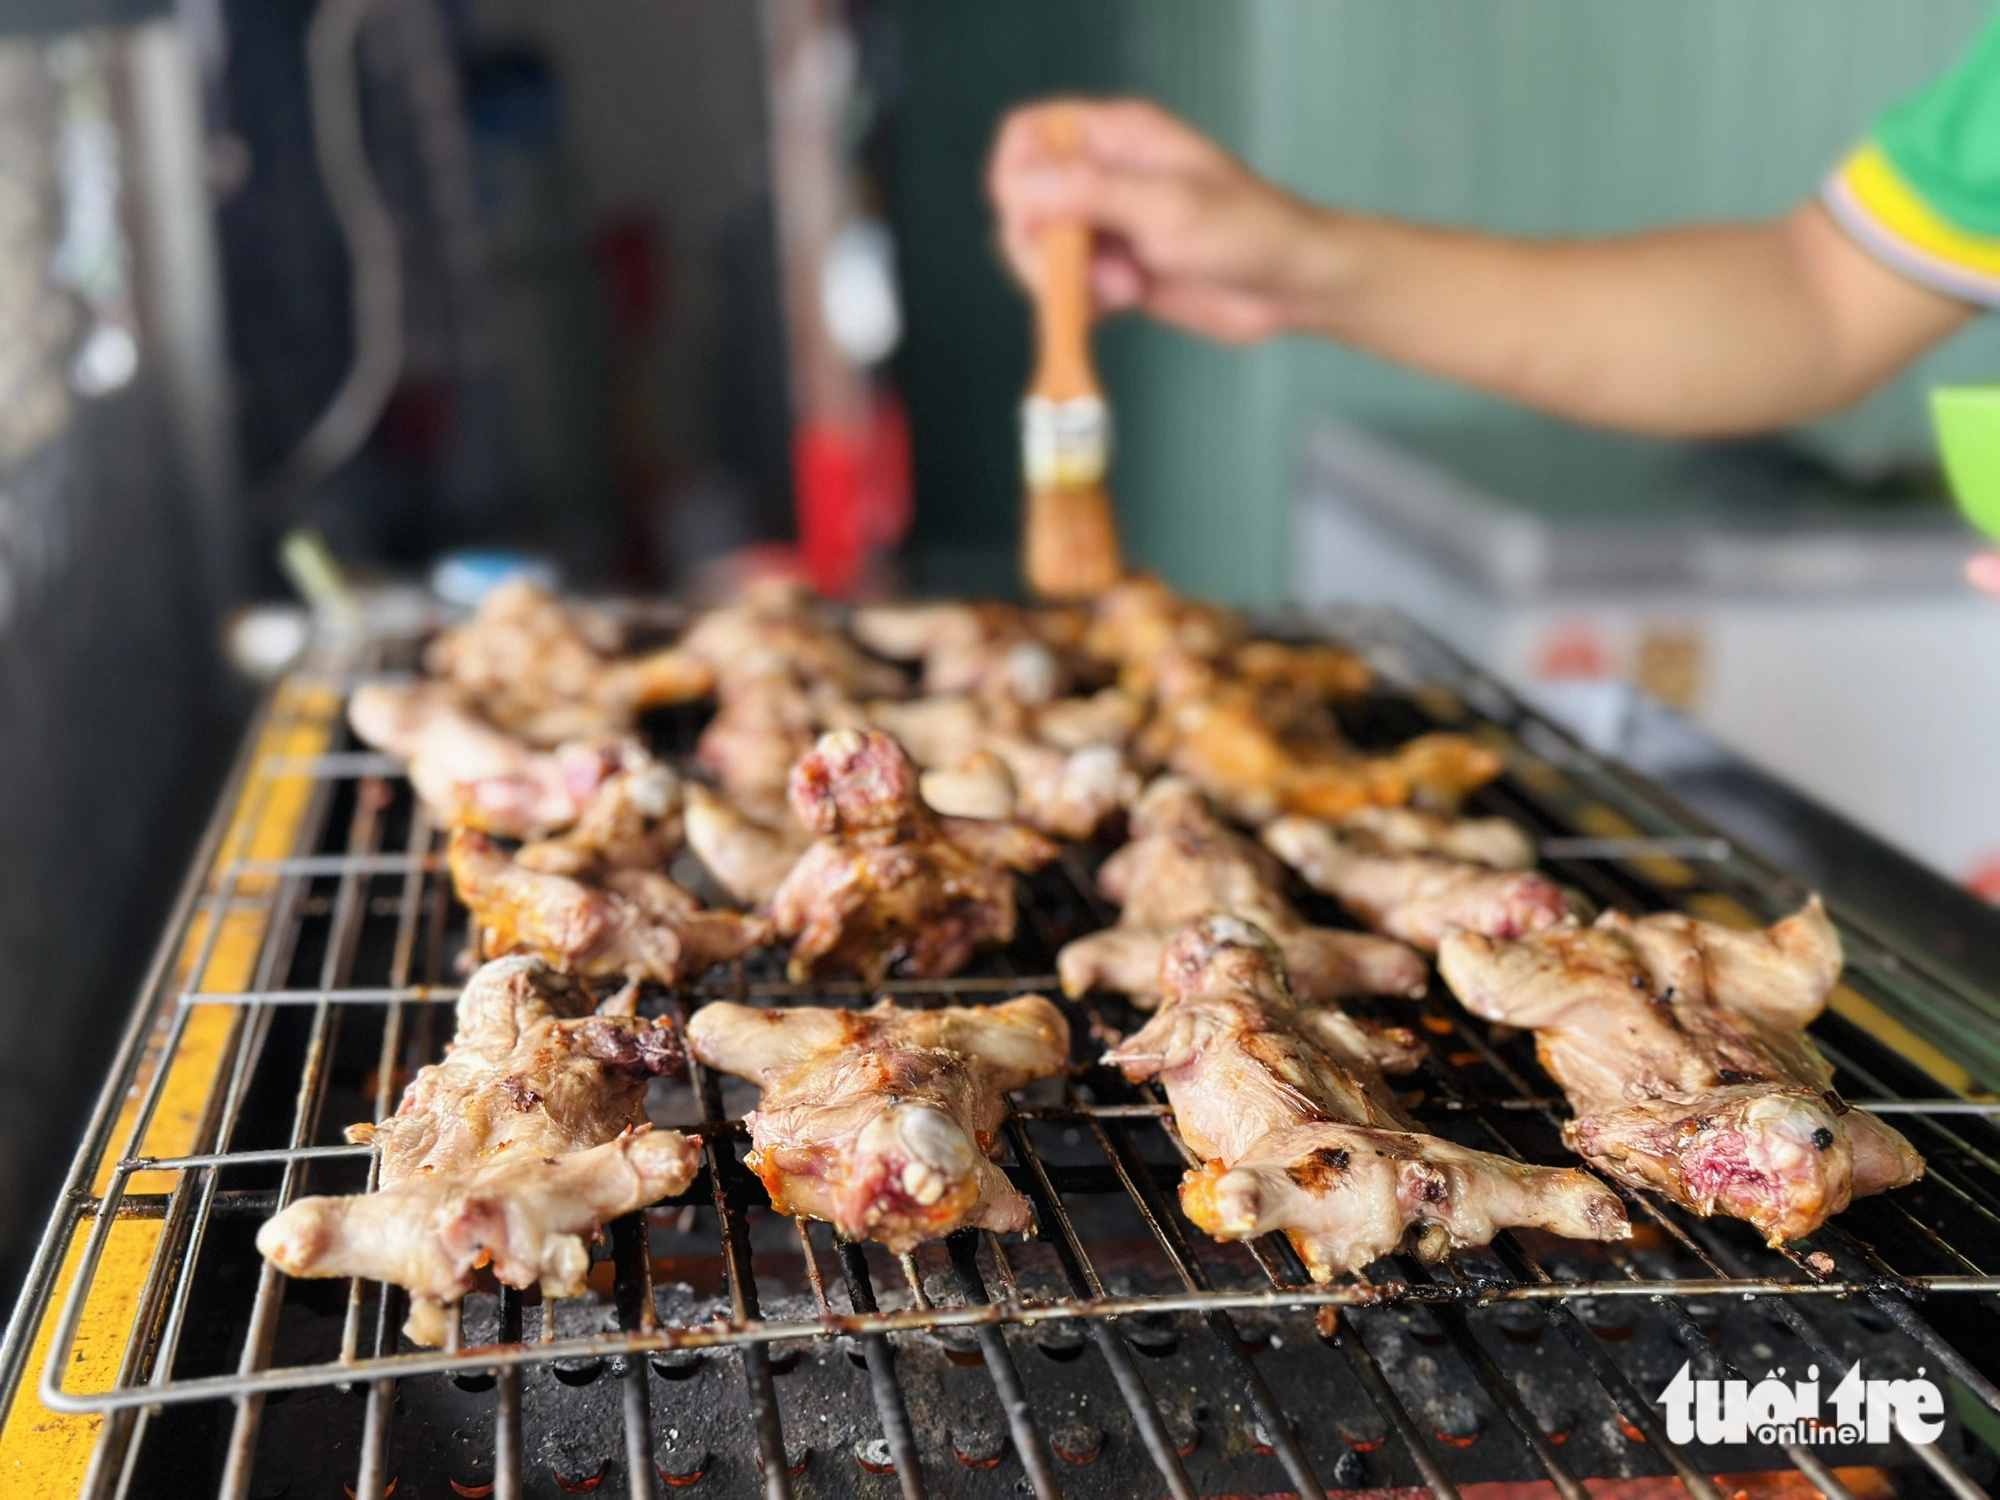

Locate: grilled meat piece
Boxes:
[1080,575,1374,708]
[1437,900,1925,1244]
[511,750,683,876]
[679,578,906,699]
[1264,815,1571,951]
[350,680,585,833]
[451,829,768,986]
[852,600,1101,714]
[1230,639,1374,700]
[1057,777,1427,1008]
[349,955,685,1182]
[683,783,814,906]
[1181,1121,1622,1280]
[258,956,697,1343]
[349,682,679,865]
[770,730,1057,982]
[687,995,1068,1250]
[258,1127,699,1348]
[426,578,712,744]
[1032,686,1148,752]
[1106,918,1627,1277]
[694,660,861,805]
[868,693,1141,841]
[1144,655,1500,825]
[915,749,1018,824]
[1082,575,1246,688]
[1332,805,1537,868]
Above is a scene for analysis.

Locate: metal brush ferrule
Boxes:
[1022,395,1110,488]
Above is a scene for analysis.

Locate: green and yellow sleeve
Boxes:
[1824,13,2000,305]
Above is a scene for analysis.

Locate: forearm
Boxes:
[1288,204,1972,436]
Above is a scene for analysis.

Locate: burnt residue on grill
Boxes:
[12,612,2000,1500]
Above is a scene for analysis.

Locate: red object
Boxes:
[553,1460,607,1493]
[1534,618,1613,681]
[1965,857,2000,903]
[794,389,912,597]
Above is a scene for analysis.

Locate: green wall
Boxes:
[892,0,2000,603]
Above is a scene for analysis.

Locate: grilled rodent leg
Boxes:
[1182,1122,1628,1279]
[258,1127,700,1347]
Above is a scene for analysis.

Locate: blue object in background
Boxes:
[429,547,561,607]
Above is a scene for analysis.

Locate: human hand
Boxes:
[1968,552,2000,595]
[986,98,1340,344]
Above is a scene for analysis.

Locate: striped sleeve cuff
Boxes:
[1822,141,2000,306]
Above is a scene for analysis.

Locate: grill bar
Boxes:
[31,1267,2000,1411]
[1422,1271,1589,1500]
[181,972,1057,1007]
[1536,836,1733,861]
[495,1287,523,1500]
[940,1233,1064,1498]
[1327,1308,1462,1500]
[611,1212,659,1500]
[348,801,441,1500]
[1425,1066,1728,1500]
[838,1241,929,1500]
[1089,1115,1335,1499]
[219,770,385,1499]
[36,686,343,1499]
[1000,1116,1198,1500]
[101,747,342,1498]
[687,1017,792,1500]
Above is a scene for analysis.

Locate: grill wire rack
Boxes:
[5,605,2000,1500]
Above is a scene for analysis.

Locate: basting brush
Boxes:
[1021,108,1123,601]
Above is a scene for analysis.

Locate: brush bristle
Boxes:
[1024,482,1122,600]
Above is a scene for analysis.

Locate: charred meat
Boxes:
[256,956,698,1343]
[425,578,712,744]
[1264,813,1571,950]
[1107,918,1628,1277]
[687,994,1068,1250]
[451,829,769,986]
[1057,777,1428,1008]
[1437,899,1925,1244]
[770,729,1056,982]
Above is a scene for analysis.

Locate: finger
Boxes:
[1007,160,1200,259]
[1967,551,2000,595]
[986,99,1080,223]
[1089,243,1147,312]
[1080,97,1227,172]
[987,94,1111,196]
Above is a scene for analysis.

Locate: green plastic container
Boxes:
[1931,384,2000,540]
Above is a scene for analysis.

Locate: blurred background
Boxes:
[3,0,1998,1301]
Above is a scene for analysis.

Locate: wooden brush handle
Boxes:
[1021,104,1122,600]
[1029,107,1099,402]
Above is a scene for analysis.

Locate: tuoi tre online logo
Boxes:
[1658,1362,1945,1446]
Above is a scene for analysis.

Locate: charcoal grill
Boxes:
[4,602,2000,1500]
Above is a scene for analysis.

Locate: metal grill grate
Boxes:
[6,607,2000,1500]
